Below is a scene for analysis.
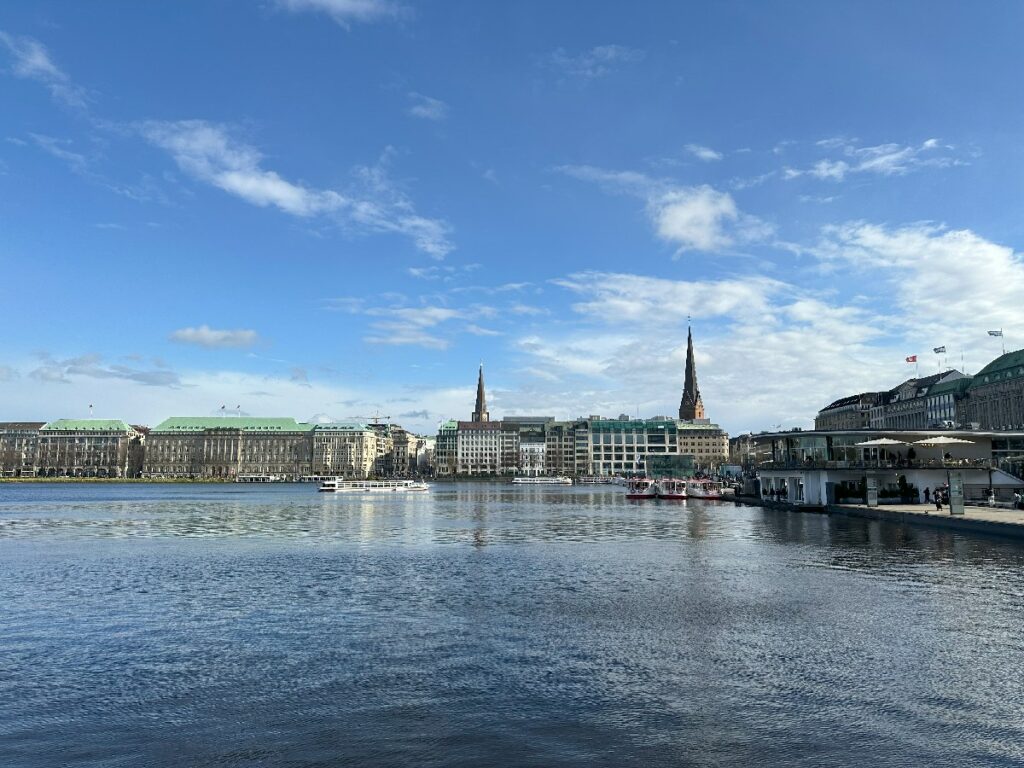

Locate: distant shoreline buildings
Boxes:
[1,327,731,480]
[435,326,728,477]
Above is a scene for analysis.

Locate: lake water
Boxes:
[2,482,1023,767]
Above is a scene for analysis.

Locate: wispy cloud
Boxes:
[140,120,453,257]
[28,133,88,173]
[546,44,644,80]
[274,0,406,26]
[684,144,723,162]
[0,31,87,108]
[0,365,17,382]
[29,353,180,387]
[408,92,448,121]
[559,164,771,254]
[784,138,963,181]
[170,325,261,349]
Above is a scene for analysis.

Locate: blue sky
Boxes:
[2,1,1024,435]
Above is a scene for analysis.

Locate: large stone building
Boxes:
[36,419,145,478]
[869,371,967,430]
[814,393,883,431]
[816,348,1024,433]
[312,422,377,478]
[966,349,1024,430]
[0,422,45,477]
[143,417,315,480]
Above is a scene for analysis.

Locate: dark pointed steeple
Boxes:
[679,326,705,421]
[472,363,489,422]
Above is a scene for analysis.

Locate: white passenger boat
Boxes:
[574,475,617,485]
[626,478,659,499]
[318,478,430,493]
[511,476,573,485]
[657,478,688,500]
[686,479,724,500]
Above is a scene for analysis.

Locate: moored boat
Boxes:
[319,478,430,493]
[511,476,573,485]
[657,478,688,500]
[686,479,724,500]
[626,478,659,499]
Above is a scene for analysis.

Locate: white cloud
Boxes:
[786,139,963,182]
[140,120,453,257]
[274,0,405,25]
[27,353,181,387]
[170,325,261,349]
[465,324,502,336]
[546,44,644,80]
[408,92,448,121]
[552,271,786,325]
[0,365,18,381]
[649,186,740,252]
[510,270,895,431]
[684,144,723,162]
[560,165,771,254]
[814,222,1024,341]
[0,31,86,108]
[360,304,491,349]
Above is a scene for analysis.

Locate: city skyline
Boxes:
[3,2,1024,435]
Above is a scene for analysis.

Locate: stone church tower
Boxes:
[678,327,706,421]
[471,364,490,422]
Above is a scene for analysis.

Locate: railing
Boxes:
[761,459,996,471]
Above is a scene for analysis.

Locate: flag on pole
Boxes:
[988,330,1003,337]
[905,355,917,363]
[933,346,946,354]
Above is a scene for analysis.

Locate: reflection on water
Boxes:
[1,482,1024,767]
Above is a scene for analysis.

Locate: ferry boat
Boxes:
[318,478,430,493]
[575,475,617,485]
[657,478,688,500]
[686,479,724,500]
[626,478,659,499]
[511,476,573,485]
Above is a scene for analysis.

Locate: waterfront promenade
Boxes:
[832,501,1024,539]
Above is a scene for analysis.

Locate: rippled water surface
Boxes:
[2,482,1024,767]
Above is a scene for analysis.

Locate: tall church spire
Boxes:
[679,325,705,421]
[472,363,489,422]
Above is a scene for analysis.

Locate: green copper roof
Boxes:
[928,376,973,397]
[970,349,1024,388]
[151,417,315,433]
[41,419,132,432]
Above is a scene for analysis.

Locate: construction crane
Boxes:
[349,410,391,424]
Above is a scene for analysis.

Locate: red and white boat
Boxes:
[626,478,659,499]
[656,478,688,500]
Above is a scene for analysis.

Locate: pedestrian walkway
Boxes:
[831,501,1024,539]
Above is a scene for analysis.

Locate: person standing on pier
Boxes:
[924,487,931,503]
[934,493,943,512]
